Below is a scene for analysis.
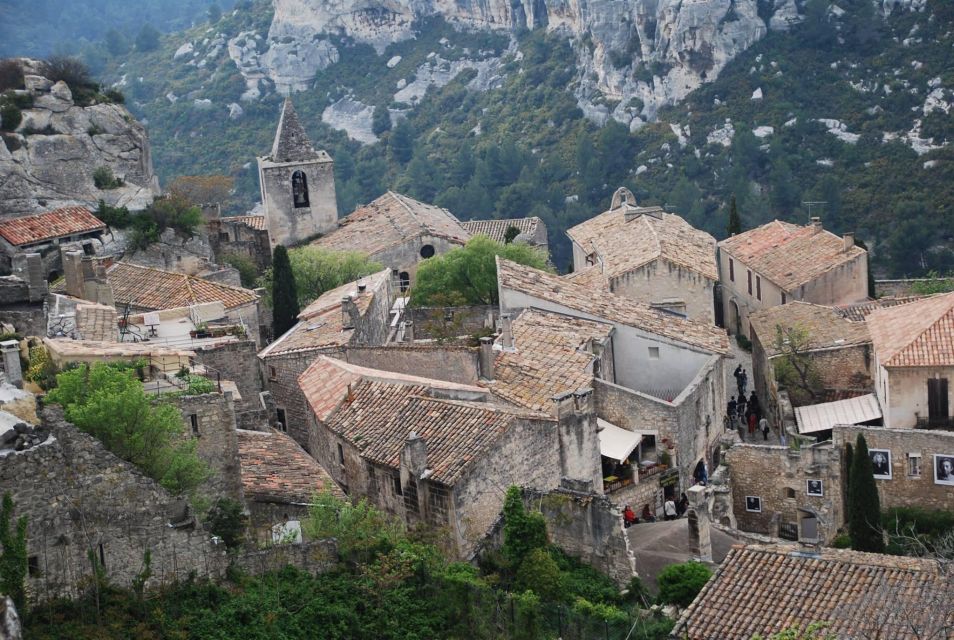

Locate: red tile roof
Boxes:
[461,217,542,244]
[107,262,259,311]
[867,292,954,367]
[673,544,953,640]
[227,215,267,231]
[0,207,106,246]
[237,428,345,503]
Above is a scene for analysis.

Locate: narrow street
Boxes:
[723,338,784,445]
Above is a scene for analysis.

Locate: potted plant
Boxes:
[191,322,211,339]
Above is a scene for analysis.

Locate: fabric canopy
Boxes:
[597,418,643,462]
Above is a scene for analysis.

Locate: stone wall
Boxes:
[724,442,842,543]
[194,340,264,410]
[406,305,496,340]
[343,344,480,385]
[874,279,932,298]
[610,258,715,325]
[209,218,272,274]
[259,158,337,248]
[264,347,343,452]
[832,426,954,514]
[173,393,245,504]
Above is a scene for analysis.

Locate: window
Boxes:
[747,270,753,295]
[98,543,106,568]
[648,346,660,359]
[393,474,403,496]
[189,413,199,436]
[268,365,278,381]
[785,487,796,499]
[337,443,344,465]
[781,292,787,304]
[398,271,410,293]
[276,408,287,432]
[907,453,922,477]
[28,555,39,577]
[756,276,761,301]
[291,170,309,208]
[729,258,734,282]
[419,244,435,259]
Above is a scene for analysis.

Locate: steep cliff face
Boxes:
[231,0,802,122]
[0,60,160,216]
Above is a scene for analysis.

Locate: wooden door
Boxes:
[927,378,949,422]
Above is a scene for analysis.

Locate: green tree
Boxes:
[848,434,885,553]
[726,196,742,236]
[0,493,27,615]
[207,2,222,22]
[514,548,562,601]
[656,561,712,607]
[371,106,391,136]
[389,119,415,164]
[104,29,130,56]
[135,24,160,52]
[271,245,300,337]
[501,486,548,568]
[411,236,549,306]
[304,490,401,564]
[47,363,209,497]
[503,225,521,244]
[262,246,382,309]
[206,498,247,548]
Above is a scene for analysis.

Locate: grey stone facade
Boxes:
[343,345,481,385]
[194,340,264,411]
[173,392,245,505]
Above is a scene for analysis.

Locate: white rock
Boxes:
[707,122,735,147]
[924,160,939,169]
[669,123,688,147]
[751,87,763,100]
[635,165,648,175]
[174,42,195,60]
[321,97,377,144]
[816,118,860,144]
[816,159,834,167]
[166,92,178,103]
[193,98,213,110]
[387,55,402,68]
[752,125,774,138]
[923,88,950,115]
[228,103,244,119]
[396,78,407,89]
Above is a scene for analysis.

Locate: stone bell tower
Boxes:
[257,98,338,249]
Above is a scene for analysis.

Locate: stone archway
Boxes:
[729,299,741,335]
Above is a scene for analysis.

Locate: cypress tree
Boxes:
[726,196,742,236]
[843,442,853,515]
[0,493,27,615]
[847,435,884,553]
[271,245,300,338]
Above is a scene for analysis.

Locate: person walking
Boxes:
[759,416,770,441]
[733,365,742,391]
[748,390,759,414]
[737,395,747,423]
[664,498,677,521]
[740,369,748,396]
[727,396,737,418]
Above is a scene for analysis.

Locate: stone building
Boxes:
[173,392,245,505]
[672,544,953,640]
[208,213,272,273]
[723,442,843,543]
[0,207,107,279]
[237,428,345,544]
[566,188,718,323]
[496,257,728,496]
[460,216,549,254]
[748,301,874,426]
[258,269,393,451]
[298,355,602,557]
[718,218,868,338]
[258,98,338,249]
[310,191,470,293]
[868,292,954,428]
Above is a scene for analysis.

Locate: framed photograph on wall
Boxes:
[806,479,823,497]
[869,449,892,480]
[934,454,954,486]
[745,496,762,512]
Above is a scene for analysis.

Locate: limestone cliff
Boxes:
[0,60,160,216]
[229,0,802,123]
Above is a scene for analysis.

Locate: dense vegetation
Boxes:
[91,0,954,274]
[27,488,676,640]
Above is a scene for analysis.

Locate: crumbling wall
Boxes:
[173,393,244,505]
[194,340,263,411]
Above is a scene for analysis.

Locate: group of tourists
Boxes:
[622,493,689,528]
[726,366,770,441]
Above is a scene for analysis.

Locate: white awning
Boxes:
[597,418,643,462]
[795,393,882,434]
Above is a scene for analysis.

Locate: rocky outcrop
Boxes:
[0,60,160,216]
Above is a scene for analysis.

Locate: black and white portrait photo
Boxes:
[934,454,954,486]
[745,496,762,512]
[869,449,892,479]
[806,480,823,497]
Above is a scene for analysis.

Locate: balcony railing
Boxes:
[915,416,954,430]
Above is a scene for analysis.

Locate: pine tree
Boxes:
[271,245,300,338]
[0,493,27,615]
[847,435,884,553]
[727,196,742,236]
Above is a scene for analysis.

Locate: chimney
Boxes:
[0,340,22,388]
[341,295,359,330]
[12,252,48,303]
[62,250,86,299]
[402,431,428,477]
[402,320,414,343]
[499,313,514,350]
[478,336,495,381]
[810,217,822,234]
[552,391,576,420]
[573,388,593,415]
[686,485,712,562]
[842,232,854,253]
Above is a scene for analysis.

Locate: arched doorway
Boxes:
[729,300,741,336]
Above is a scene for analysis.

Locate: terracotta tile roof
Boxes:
[835,296,924,322]
[106,262,259,311]
[491,309,613,412]
[748,302,871,357]
[258,270,390,358]
[43,337,195,359]
[566,205,717,281]
[226,215,267,231]
[460,217,541,244]
[867,292,954,367]
[237,428,345,503]
[563,266,610,290]
[0,207,106,246]
[297,355,486,422]
[673,544,953,640]
[312,191,470,256]
[496,258,728,354]
[719,220,866,291]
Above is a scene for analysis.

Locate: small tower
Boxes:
[257,98,338,248]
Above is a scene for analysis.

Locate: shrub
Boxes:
[831,533,852,549]
[0,103,21,132]
[0,494,27,616]
[303,489,402,563]
[514,548,563,601]
[183,375,216,395]
[42,55,95,93]
[502,486,548,568]
[25,346,57,390]
[206,498,246,548]
[220,253,258,288]
[95,200,131,228]
[656,561,712,607]
[0,59,24,92]
[102,88,125,104]
[735,333,752,352]
[93,166,122,189]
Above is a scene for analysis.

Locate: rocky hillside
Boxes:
[94,0,952,274]
[0,60,160,215]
